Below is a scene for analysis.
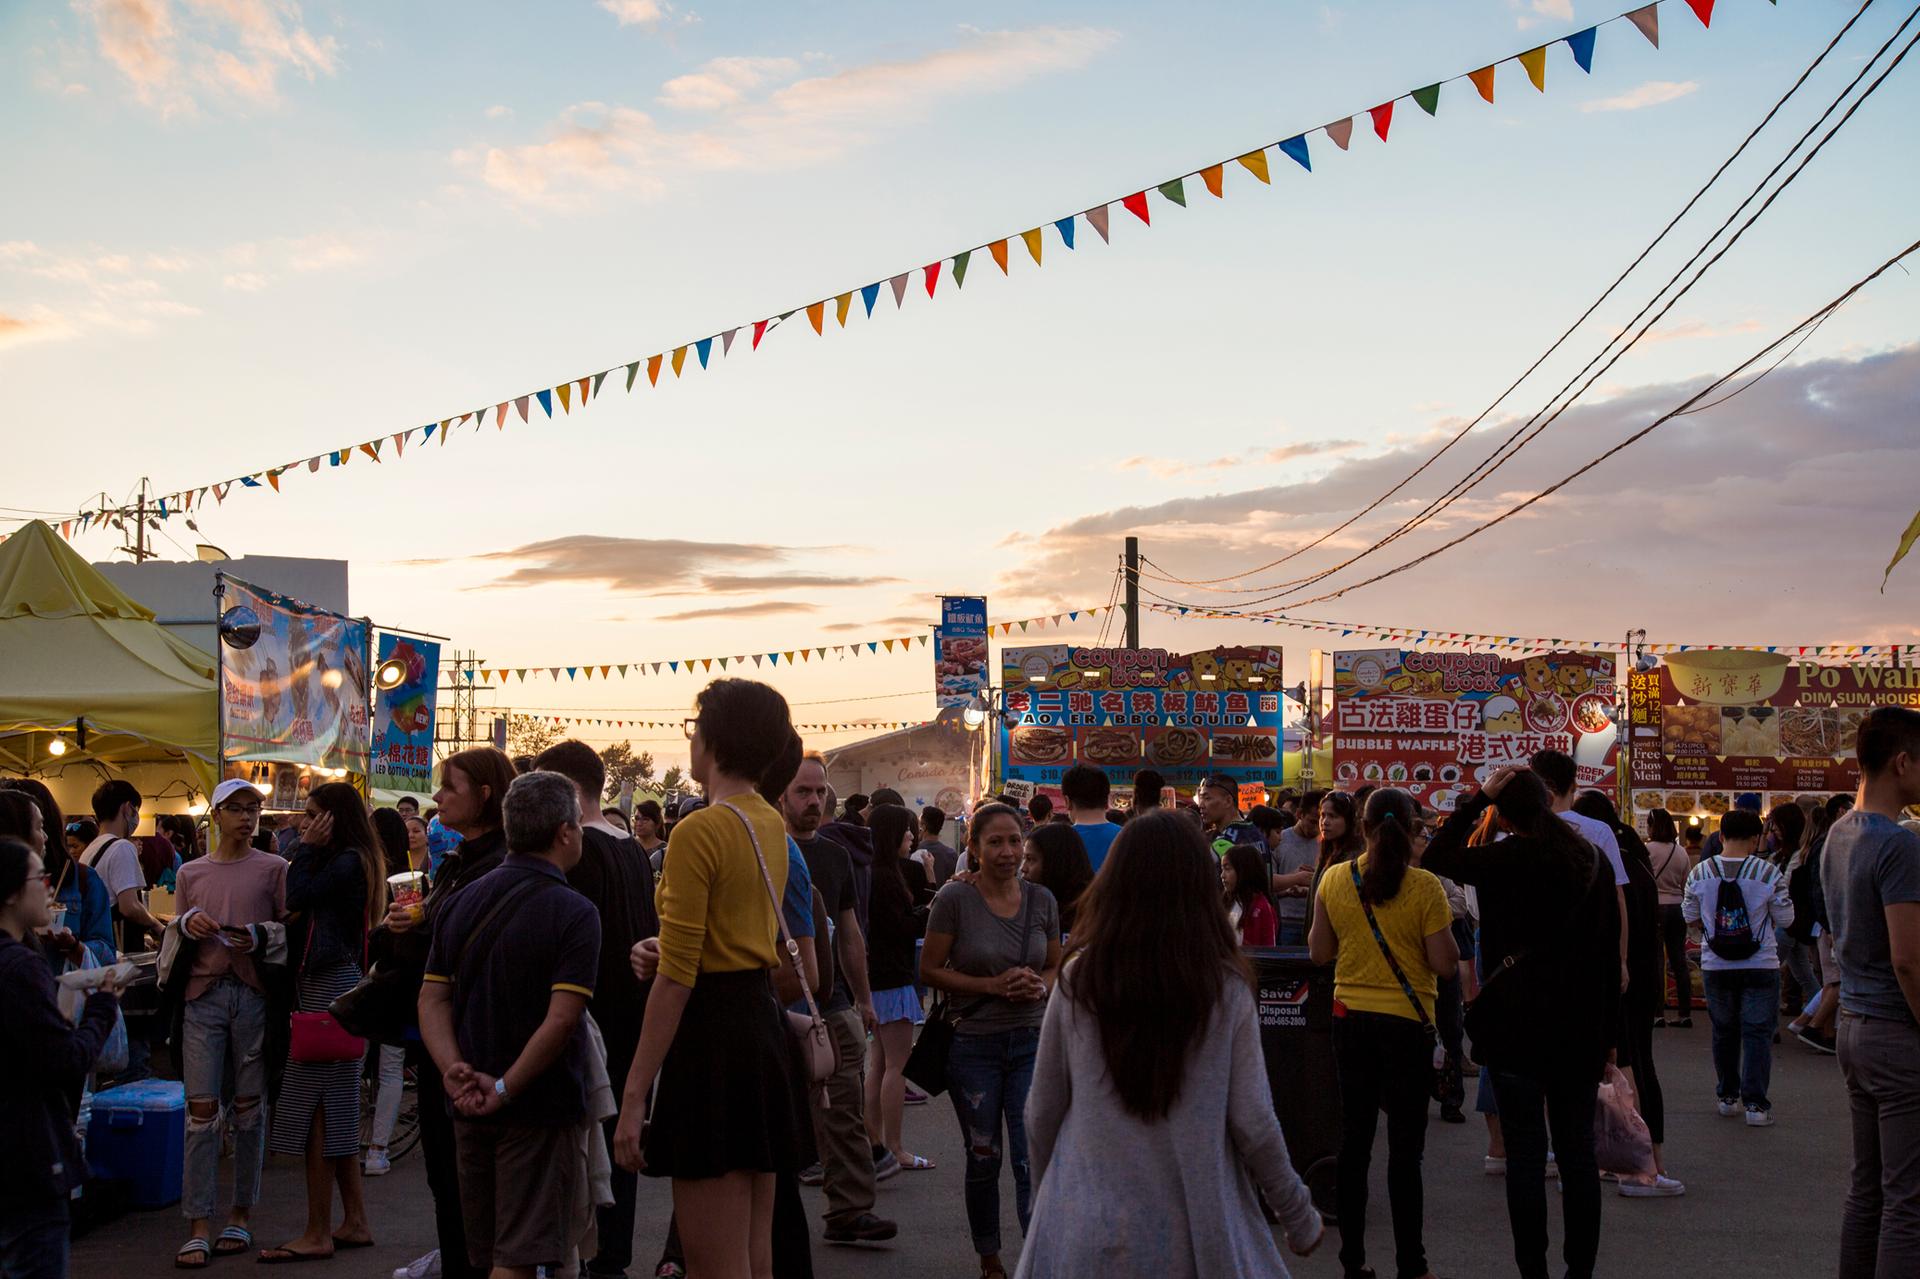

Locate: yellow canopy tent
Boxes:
[0,520,219,795]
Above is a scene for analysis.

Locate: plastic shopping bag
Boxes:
[1593,1063,1656,1183]
[72,946,130,1077]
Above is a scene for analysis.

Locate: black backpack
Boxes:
[1707,859,1766,961]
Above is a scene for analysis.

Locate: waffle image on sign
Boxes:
[1081,728,1141,766]
[1012,725,1072,764]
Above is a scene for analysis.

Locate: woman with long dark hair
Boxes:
[260,782,386,1263]
[0,783,113,969]
[1221,843,1277,948]
[611,680,801,1279]
[1021,823,1093,938]
[1765,802,1821,1033]
[0,836,123,1279]
[864,802,933,1176]
[1018,810,1322,1275]
[1422,768,1620,1279]
[1645,808,1692,1028]
[1575,790,1683,1197]
[1314,791,1363,880]
[1309,787,1456,1279]
[922,803,1063,1279]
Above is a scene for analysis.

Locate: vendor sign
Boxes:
[1627,650,1920,807]
[934,596,989,709]
[219,576,371,774]
[999,645,1284,790]
[1330,648,1619,810]
[371,634,441,794]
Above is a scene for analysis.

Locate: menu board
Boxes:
[1626,651,1920,812]
[220,576,371,774]
[999,645,1284,790]
[1330,648,1619,811]
[934,596,989,709]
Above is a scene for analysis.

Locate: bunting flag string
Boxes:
[465,604,1114,684]
[44,1,1739,538]
[1141,601,1920,659]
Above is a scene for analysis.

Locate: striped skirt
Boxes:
[269,960,363,1160]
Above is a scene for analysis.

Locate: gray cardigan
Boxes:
[1016,969,1322,1277]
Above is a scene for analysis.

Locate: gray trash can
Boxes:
[1248,946,1340,1217]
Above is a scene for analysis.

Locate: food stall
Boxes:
[1328,647,1621,812]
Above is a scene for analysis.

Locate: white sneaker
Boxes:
[1484,1156,1506,1176]
[394,1248,441,1279]
[363,1149,391,1177]
[1746,1105,1776,1127]
[1717,1098,1740,1118]
[1620,1174,1687,1197]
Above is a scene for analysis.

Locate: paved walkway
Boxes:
[77,1024,1848,1277]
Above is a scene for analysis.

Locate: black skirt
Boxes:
[644,968,799,1180]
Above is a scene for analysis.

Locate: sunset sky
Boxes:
[6,0,1918,767]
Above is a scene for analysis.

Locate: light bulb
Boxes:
[46,738,68,757]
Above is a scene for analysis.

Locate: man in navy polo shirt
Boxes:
[420,771,601,1279]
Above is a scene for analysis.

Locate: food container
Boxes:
[88,1079,186,1208]
[1661,650,1791,706]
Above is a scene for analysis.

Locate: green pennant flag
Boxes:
[1882,508,1920,591]
[1413,83,1441,116]
[625,362,640,391]
[953,249,971,288]
[1157,178,1187,207]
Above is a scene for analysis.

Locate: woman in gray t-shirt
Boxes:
[922,803,1062,1279]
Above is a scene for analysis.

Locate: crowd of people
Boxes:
[6,691,1920,1278]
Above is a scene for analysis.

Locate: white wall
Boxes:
[93,556,350,654]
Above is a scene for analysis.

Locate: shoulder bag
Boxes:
[722,801,840,1090]
[1348,861,1440,1096]
[289,921,368,1064]
[904,881,1032,1096]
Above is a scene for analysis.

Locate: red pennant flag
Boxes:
[1121,191,1151,225]
[752,319,768,349]
[1685,0,1713,27]
[361,442,382,462]
[1200,164,1224,198]
[924,261,941,297]
[1369,101,1394,141]
[495,402,508,428]
[1085,204,1111,243]
[1469,65,1496,103]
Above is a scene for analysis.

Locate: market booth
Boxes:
[0,520,219,814]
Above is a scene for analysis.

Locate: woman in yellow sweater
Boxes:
[612,680,799,1279]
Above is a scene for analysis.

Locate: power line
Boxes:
[1140,0,1886,592]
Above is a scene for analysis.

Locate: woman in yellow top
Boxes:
[1309,787,1458,1279]
[612,679,798,1279]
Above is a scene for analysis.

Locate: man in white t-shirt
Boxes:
[81,778,163,953]
[1531,751,1630,993]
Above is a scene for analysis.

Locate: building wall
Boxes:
[93,556,350,655]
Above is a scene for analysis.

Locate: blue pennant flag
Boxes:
[422,422,437,440]
[1277,134,1311,172]
[536,388,552,417]
[696,337,712,368]
[1055,216,1075,250]
[861,282,880,316]
[1567,27,1596,73]
[669,661,679,673]
[239,476,262,488]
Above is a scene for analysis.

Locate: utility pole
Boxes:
[116,478,156,563]
[1123,535,1141,648]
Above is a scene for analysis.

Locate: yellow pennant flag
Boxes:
[807,302,825,335]
[1518,46,1546,92]
[989,239,1010,274]
[1236,150,1270,184]
[835,292,852,327]
[1021,227,1043,266]
[671,346,687,377]
[1200,164,1224,198]
[1882,508,1920,591]
[884,639,896,653]
[557,383,572,413]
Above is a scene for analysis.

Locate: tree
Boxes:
[660,764,687,798]
[505,714,559,760]
[598,741,656,804]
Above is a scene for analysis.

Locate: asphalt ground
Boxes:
[75,1024,1848,1278]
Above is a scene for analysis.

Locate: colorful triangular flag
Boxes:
[924,261,941,296]
[1518,46,1546,93]
[1567,26,1596,74]
[953,249,972,287]
[1628,4,1659,46]
[1021,227,1043,265]
[835,292,852,327]
[536,388,552,417]
[806,303,824,335]
[1685,0,1714,28]
[671,346,687,376]
[1156,177,1186,206]
[989,239,1009,273]
[647,354,663,385]
[1236,149,1270,183]
[1085,204,1111,243]
[1200,163,1224,197]
[890,273,910,307]
[1412,83,1440,116]
[1121,191,1151,225]
[1325,116,1353,150]
[860,283,879,316]
[1369,101,1394,141]
[1054,216,1075,249]
[1469,65,1496,103]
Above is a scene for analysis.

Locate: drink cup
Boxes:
[389,870,427,919]
[49,905,69,934]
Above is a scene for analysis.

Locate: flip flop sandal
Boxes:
[256,1247,332,1264]
[215,1227,254,1256]
[176,1238,212,1270]
[900,1154,936,1171]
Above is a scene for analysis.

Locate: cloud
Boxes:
[484,103,513,120]
[998,346,1920,639]
[1582,80,1700,113]
[822,615,935,633]
[1510,0,1573,29]
[698,572,903,594]
[77,0,340,116]
[451,534,885,598]
[1117,439,1362,480]
[0,307,80,351]
[464,26,1117,208]
[284,232,364,272]
[1638,317,1767,347]
[222,270,268,290]
[598,0,672,27]
[656,600,821,622]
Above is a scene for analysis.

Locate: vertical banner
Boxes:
[370,634,441,795]
[219,576,371,774]
[935,595,990,709]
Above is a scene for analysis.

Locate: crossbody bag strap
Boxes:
[446,873,560,986]
[1348,860,1435,1035]
[721,802,827,1034]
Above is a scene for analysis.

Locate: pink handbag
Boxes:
[288,921,367,1064]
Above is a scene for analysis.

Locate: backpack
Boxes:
[1706,859,1766,961]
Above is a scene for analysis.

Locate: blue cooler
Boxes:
[87,1079,185,1209]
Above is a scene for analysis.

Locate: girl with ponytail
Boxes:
[1308,788,1458,1279]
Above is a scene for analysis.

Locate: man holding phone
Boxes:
[172,779,287,1269]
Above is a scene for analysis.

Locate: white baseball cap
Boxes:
[211,779,265,809]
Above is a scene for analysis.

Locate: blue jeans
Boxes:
[946,1026,1039,1258]
[181,977,268,1221]
[0,1196,69,1279]
[1704,968,1779,1110]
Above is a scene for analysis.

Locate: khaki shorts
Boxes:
[453,1119,583,1270]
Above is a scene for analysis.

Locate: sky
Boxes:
[5,0,1919,768]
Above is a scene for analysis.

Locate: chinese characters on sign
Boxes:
[933,596,989,710]
[370,634,441,795]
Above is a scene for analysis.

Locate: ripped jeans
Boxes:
[181,976,268,1221]
[946,1025,1040,1258]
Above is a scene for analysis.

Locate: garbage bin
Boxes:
[1248,946,1339,1217]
